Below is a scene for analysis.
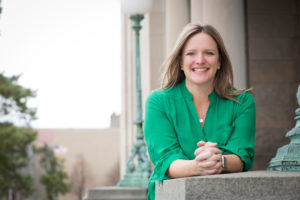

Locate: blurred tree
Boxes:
[0,73,37,199]
[35,145,71,200]
[0,73,70,200]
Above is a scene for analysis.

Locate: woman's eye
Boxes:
[186,52,194,56]
[206,52,214,55]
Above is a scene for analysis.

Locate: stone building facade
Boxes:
[120,0,300,176]
[36,128,120,200]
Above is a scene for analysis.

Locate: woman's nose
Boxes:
[195,53,205,64]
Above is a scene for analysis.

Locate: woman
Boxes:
[144,24,256,200]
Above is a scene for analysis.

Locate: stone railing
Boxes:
[83,171,300,200]
[155,171,300,200]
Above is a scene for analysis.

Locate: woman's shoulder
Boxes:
[236,91,255,102]
[147,85,182,102]
[233,90,255,107]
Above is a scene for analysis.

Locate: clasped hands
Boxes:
[193,141,223,175]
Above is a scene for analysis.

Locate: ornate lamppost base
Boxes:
[267,126,300,171]
[117,169,150,187]
[267,86,300,171]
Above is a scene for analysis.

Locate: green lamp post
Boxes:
[117,0,152,188]
[268,85,300,171]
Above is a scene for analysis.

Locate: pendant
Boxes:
[200,118,204,123]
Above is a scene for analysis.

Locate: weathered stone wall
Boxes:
[247,0,300,169]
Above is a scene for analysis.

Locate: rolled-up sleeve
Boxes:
[221,92,256,171]
[144,91,188,183]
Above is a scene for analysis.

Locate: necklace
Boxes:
[200,118,204,123]
[194,98,210,125]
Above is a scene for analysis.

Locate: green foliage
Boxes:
[0,73,37,198]
[0,72,70,199]
[0,123,36,198]
[0,73,36,125]
[35,145,71,200]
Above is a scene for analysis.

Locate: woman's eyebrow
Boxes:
[183,48,217,52]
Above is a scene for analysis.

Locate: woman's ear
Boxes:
[218,59,221,69]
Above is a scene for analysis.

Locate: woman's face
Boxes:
[181,32,220,90]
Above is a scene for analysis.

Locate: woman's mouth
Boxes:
[192,68,209,72]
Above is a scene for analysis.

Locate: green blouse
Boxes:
[144,80,256,200]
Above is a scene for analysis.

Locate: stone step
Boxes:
[83,186,147,200]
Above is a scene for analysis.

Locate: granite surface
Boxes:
[155,171,300,200]
[83,186,147,200]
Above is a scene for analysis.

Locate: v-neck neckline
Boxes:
[179,80,217,138]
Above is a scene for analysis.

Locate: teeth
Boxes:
[193,68,207,72]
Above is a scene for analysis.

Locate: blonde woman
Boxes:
[144,24,256,200]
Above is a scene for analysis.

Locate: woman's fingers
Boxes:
[197,141,206,147]
[194,146,222,157]
[204,142,218,147]
[194,155,223,175]
[194,147,204,156]
[194,141,223,175]
[195,141,219,155]
[196,152,222,162]
[212,147,222,155]
[195,151,212,161]
[197,141,218,147]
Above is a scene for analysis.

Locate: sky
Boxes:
[0,0,121,129]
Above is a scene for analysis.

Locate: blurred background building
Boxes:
[35,113,120,200]
[120,0,300,177]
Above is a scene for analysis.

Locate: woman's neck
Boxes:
[185,80,213,103]
[185,81,212,127]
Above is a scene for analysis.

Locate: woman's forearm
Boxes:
[167,159,201,178]
[222,154,244,173]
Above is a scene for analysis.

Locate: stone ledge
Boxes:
[155,171,300,200]
[83,186,147,200]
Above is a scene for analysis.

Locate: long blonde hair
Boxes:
[161,24,250,100]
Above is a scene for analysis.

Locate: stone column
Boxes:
[120,13,136,177]
[120,0,167,178]
[191,0,248,89]
[165,0,190,55]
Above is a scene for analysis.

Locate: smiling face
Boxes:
[181,32,220,91]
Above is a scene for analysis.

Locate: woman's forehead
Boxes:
[183,33,218,51]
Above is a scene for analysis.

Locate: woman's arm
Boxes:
[167,142,223,178]
[166,159,201,178]
[222,154,244,173]
[167,143,244,178]
[144,91,189,180]
[222,92,256,171]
